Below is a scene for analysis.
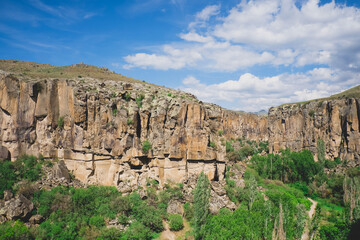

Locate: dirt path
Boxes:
[159,221,176,240]
[301,198,318,240]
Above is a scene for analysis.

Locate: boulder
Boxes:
[0,194,34,221]
[52,160,71,182]
[167,200,183,215]
[29,214,44,225]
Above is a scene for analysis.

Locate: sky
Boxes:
[0,0,360,112]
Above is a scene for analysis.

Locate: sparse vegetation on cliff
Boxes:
[142,140,152,154]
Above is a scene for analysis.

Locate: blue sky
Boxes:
[1,0,359,111]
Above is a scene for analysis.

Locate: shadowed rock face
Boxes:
[0,73,267,189]
[0,72,359,189]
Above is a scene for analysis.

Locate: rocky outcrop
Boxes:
[0,194,34,221]
[268,99,360,162]
[0,73,267,190]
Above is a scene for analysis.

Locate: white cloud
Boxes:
[124,0,360,71]
[179,32,213,43]
[123,0,360,111]
[181,69,359,112]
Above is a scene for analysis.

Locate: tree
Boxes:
[317,139,325,165]
[273,203,286,240]
[194,172,211,239]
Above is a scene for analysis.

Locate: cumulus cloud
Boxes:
[123,0,360,111]
[189,4,220,29]
[181,69,360,112]
[124,0,360,72]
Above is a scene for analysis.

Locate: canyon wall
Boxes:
[0,73,267,190]
[268,98,360,163]
[0,72,359,190]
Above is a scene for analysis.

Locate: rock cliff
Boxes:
[268,96,360,163]
[0,60,359,190]
[0,68,267,190]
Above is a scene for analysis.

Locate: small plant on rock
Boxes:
[142,140,152,154]
[58,116,64,129]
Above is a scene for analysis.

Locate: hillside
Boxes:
[0,59,144,84]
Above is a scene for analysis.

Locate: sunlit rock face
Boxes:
[0,73,267,189]
[268,99,360,163]
[1,72,358,189]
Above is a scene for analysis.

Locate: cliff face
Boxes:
[0,73,267,190]
[268,98,360,163]
[0,66,359,189]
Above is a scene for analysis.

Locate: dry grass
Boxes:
[0,59,145,84]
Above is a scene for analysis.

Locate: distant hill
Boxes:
[0,59,144,84]
[280,84,360,107]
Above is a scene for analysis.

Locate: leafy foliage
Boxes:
[57,116,64,129]
[169,214,184,231]
[0,155,43,198]
[142,140,152,154]
[250,149,320,184]
[194,172,211,239]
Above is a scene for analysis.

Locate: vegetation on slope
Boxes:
[1,145,360,239]
[0,59,143,84]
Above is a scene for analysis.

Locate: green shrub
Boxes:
[112,108,117,116]
[168,93,172,97]
[184,202,194,221]
[325,160,337,169]
[0,220,32,240]
[142,140,152,154]
[89,216,105,228]
[136,94,145,108]
[309,110,315,117]
[123,221,154,240]
[98,227,123,240]
[169,214,184,231]
[226,141,234,153]
[209,141,216,149]
[127,118,134,125]
[57,116,64,129]
[218,130,224,136]
[0,160,16,198]
[125,92,131,102]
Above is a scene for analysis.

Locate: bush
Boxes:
[89,216,105,228]
[226,141,234,153]
[0,220,32,240]
[57,116,64,129]
[309,110,315,117]
[169,214,184,231]
[98,227,122,240]
[123,221,154,240]
[209,141,216,149]
[184,202,194,221]
[218,130,224,136]
[0,160,16,198]
[127,118,134,125]
[125,92,131,102]
[136,94,145,108]
[142,140,152,154]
